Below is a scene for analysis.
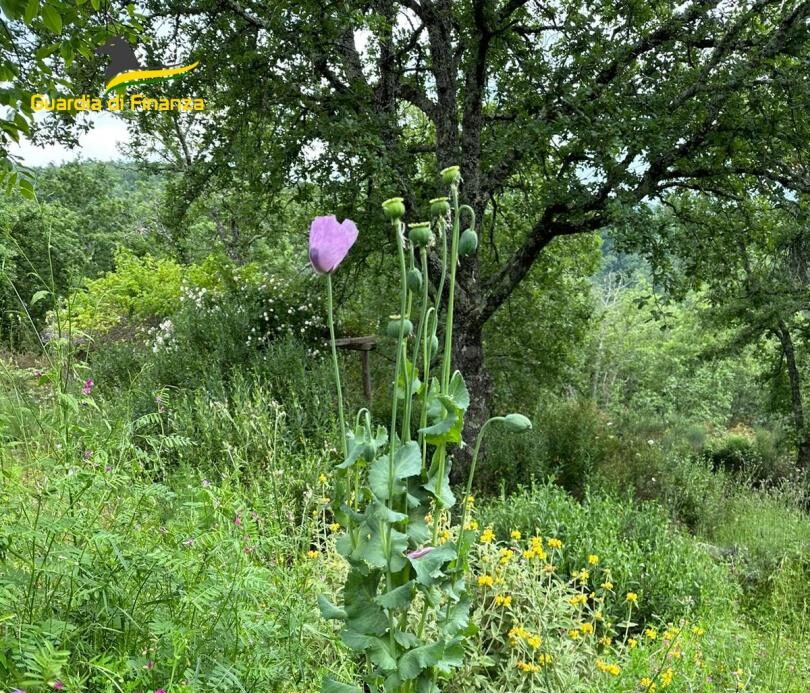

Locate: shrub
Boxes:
[476,485,738,628]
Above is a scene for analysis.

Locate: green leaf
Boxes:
[23,0,38,24]
[31,289,50,305]
[368,441,421,501]
[399,642,444,681]
[446,370,470,410]
[409,544,455,586]
[438,596,471,636]
[317,595,346,620]
[41,5,63,33]
[369,637,398,671]
[322,678,362,693]
[423,449,455,508]
[375,581,415,610]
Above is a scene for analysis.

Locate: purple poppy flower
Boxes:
[83,449,93,460]
[52,682,65,690]
[407,546,434,560]
[156,689,167,693]
[81,378,94,395]
[308,215,358,274]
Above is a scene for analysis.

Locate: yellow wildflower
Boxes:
[547,537,563,549]
[494,594,513,607]
[588,554,600,565]
[538,653,553,666]
[580,622,594,635]
[526,634,542,649]
[692,625,705,636]
[511,529,522,540]
[320,496,330,504]
[477,574,494,587]
[516,661,540,673]
[644,627,658,640]
[640,677,657,691]
[628,638,638,649]
[626,592,638,603]
[568,594,588,606]
[543,563,556,574]
[568,629,581,639]
[480,527,495,544]
[328,522,341,532]
[498,548,515,564]
[601,581,614,590]
[660,668,673,687]
[307,550,319,559]
[599,635,612,647]
[318,473,328,484]
[465,519,479,531]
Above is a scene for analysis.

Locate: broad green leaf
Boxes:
[409,544,455,586]
[322,678,362,693]
[368,441,421,501]
[317,595,346,620]
[31,289,50,305]
[375,580,414,610]
[398,642,444,680]
[41,5,63,33]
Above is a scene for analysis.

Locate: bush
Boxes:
[476,484,738,628]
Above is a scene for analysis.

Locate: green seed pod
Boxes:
[386,316,413,338]
[502,413,532,433]
[430,334,440,356]
[430,196,450,218]
[408,222,432,247]
[362,441,376,462]
[407,268,423,293]
[458,228,479,256]
[440,165,461,185]
[382,197,406,220]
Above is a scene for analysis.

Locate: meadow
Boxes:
[2,161,810,692]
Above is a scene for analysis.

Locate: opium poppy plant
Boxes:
[316,166,531,693]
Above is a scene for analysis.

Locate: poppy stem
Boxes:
[326,273,347,460]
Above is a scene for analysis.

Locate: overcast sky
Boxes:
[10,111,130,166]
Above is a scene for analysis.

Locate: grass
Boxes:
[3,350,810,691]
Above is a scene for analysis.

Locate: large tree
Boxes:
[124,0,810,467]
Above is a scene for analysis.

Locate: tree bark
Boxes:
[776,321,810,469]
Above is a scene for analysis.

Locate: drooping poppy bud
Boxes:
[407,268,423,293]
[430,334,440,357]
[440,165,461,185]
[382,197,406,221]
[308,215,359,274]
[502,414,532,432]
[458,228,478,256]
[408,222,432,247]
[430,196,450,217]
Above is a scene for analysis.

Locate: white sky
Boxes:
[10,111,130,166]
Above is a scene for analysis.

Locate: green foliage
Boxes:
[477,485,737,629]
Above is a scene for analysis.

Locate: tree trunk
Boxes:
[449,304,492,484]
[776,321,810,469]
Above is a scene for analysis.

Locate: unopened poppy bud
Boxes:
[407,268,423,293]
[382,197,406,220]
[430,196,450,217]
[440,165,461,185]
[362,442,376,462]
[386,316,413,338]
[502,414,532,433]
[430,334,439,356]
[458,228,479,256]
[408,222,432,247]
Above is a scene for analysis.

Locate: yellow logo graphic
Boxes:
[31,36,205,113]
[95,36,200,94]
